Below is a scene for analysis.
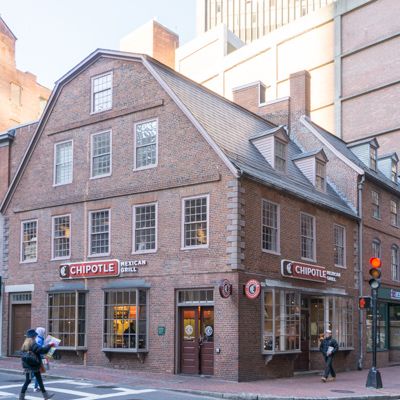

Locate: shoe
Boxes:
[329,377,336,381]
[19,393,25,400]
[321,377,327,382]
[34,388,41,392]
[42,392,54,399]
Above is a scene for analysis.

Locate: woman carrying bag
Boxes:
[20,329,55,400]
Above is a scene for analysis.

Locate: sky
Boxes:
[1,0,196,89]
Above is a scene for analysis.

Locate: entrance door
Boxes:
[12,304,31,355]
[294,311,310,371]
[200,307,214,375]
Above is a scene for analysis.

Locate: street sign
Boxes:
[358,296,372,310]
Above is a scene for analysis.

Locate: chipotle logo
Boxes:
[60,260,120,279]
[281,260,327,282]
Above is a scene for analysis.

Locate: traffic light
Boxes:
[369,257,381,289]
[359,296,372,309]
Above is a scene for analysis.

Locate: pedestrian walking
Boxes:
[19,329,55,400]
[320,329,339,382]
[33,327,46,392]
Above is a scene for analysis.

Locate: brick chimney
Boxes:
[289,70,311,134]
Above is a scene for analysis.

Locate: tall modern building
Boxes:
[196,0,337,43]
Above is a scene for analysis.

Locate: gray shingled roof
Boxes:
[149,60,357,217]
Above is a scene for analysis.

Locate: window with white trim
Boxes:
[392,245,399,282]
[52,215,71,259]
[262,200,279,253]
[370,146,377,171]
[392,160,398,183]
[315,161,325,191]
[134,120,157,169]
[21,220,38,262]
[133,203,157,253]
[91,131,111,178]
[274,140,286,173]
[391,199,399,227]
[334,224,345,267]
[54,140,73,185]
[372,239,381,258]
[183,196,208,248]
[89,210,110,256]
[92,73,112,113]
[372,190,380,219]
[301,213,315,260]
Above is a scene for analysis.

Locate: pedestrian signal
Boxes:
[369,257,381,290]
[358,296,372,309]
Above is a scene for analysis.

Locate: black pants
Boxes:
[324,355,336,378]
[21,371,45,393]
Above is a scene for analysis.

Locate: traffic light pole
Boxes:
[366,288,382,389]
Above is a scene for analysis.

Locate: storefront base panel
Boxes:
[364,350,390,370]
[389,349,400,363]
[309,350,357,373]
[51,351,85,365]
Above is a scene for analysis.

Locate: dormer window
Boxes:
[315,161,325,190]
[348,138,379,171]
[392,160,398,182]
[275,140,286,173]
[377,152,399,183]
[370,146,377,171]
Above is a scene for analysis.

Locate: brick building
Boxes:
[0,50,360,381]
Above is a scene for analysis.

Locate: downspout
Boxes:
[358,175,365,370]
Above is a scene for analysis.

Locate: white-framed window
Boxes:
[21,219,38,263]
[370,146,377,171]
[301,213,315,261]
[334,224,346,267]
[182,195,209,249]
[372,190,380,219]
[391,199,399,227]
[54,140,73,186]
[391,160,398,183]
[133,203,157,254]
[274,140,286,173]
[52,214,71,260]
[89,210,110,256]
[262,200,280,254]
[372,239,381,259]
[134,119,158,170]
[315,161,325,191]
[91,131,112,178]
[91,72,112,113]
[392,245,399,282]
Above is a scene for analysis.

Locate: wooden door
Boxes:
[295,311,309,371]
[12,304,31,355]
[180,307,199,374]
[200,307,214,375]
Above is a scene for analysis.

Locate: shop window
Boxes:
[389,304,400,349]
[48,292,86,349]
[367,302,387,350]
[300,213,315,261]
[182,195,209,249]
[372,239,381,259]
[263,289,300,353]
[52,214,71,260]
[133,203,157,253]
[91,131,111,178]
[89,210,110,256]
[21,219,38,263]
[262,200,280,253]
[54,140,73,186]
[372,190,380,219]
[334,224,345,267]
[91,72,112,113]
[103,289,148,352]
[392,245,399,282]
[134,119,157,170]
[391,199,399,227]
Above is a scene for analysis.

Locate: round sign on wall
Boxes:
[185,325,194,335]
[205,326,213,337]
[245,279,261,299]
[219,279,232,298]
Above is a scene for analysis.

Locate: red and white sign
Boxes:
[244,279,261,299]
[281,260,327,282]
[60,260,120,279]
[219,279,232,298]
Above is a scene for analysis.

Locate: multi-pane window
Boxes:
[183,196,208,248]
[392,245,399,281]
[52,215,70,259]
[392,161,397,183]
[274,140,286,173]
[54,141,73,185]
[91,131,111,178]
[315,161,325,190]
[262,200,279,253]
[367,303,387,350]
[21,220,38,262]
[301,213,315,260]
[391,200,399,227]
[334,224,345,267]
[372,239,381,258]
[133,204,157,253]
[48,292,86,349]
[135,120,157,169]
[92,73,112,113]
[372,190,380,219]
[370,146,377,170]
[389,305,400,349]
[89,210,110,256]
[103,289,148,351]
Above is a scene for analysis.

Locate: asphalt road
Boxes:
[0,371,215,400]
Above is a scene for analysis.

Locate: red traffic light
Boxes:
[370,257,381,268]
[359,296,372,309]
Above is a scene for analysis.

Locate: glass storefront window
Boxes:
[389,304,400,349]
[103,289,148,351]
[48,292,86,349]
[366,302,387,350]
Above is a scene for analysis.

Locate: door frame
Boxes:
[9,292,32,356]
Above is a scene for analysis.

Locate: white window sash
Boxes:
[20,219,38,263]
[132,203,158,254]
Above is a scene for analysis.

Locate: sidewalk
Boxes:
[1,356,399,400]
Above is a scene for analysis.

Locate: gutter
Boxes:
[357,175,365,370]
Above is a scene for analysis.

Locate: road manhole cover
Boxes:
[331,390,355,393]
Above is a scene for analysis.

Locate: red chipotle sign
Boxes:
[60,260,120,279]
[281,260,327,283]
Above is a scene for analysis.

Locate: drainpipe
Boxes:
[358,175,365,370]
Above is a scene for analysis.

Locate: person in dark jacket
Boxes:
[320,329,339,382]
[19,329,55,400]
